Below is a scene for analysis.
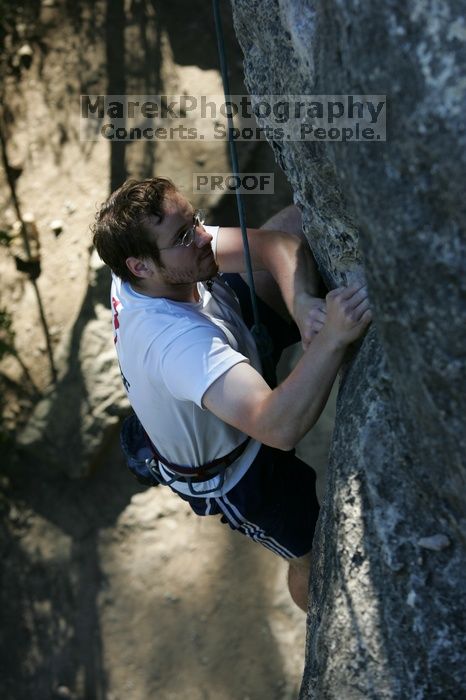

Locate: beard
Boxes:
[159,255,219,285]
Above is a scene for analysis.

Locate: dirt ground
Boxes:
[1,389,335,700]
[0,2,336,698]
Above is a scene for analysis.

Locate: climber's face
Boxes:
[150,193,218,284]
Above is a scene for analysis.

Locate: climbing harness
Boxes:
[212,0,276,388]
[120,412,250,495]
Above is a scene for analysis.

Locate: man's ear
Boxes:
[125,257,154,279]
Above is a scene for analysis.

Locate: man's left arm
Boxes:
[216,226,326,348]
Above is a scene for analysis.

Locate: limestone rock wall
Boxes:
[230,1,466,697]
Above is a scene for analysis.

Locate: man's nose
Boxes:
[195,226,213,248]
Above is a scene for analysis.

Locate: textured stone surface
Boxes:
[17,253,129,478]
[231,0,466,697]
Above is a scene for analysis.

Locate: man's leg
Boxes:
[198,445,319,613]
[287,552,312,612]
[247,200,317,611]
[241,204,305,321]
[262,203,303,233]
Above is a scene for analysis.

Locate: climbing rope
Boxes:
[212,0,276,387]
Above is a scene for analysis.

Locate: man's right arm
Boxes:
[202,284,372,450]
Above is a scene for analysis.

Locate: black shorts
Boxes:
[178,443,320,559]
[178,273,320,559]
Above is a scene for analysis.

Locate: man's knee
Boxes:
[260,204,303,236]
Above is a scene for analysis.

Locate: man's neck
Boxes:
[130,278,200,303]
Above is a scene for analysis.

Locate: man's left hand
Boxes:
[294,293,327,350]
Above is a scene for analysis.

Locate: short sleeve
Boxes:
[157,322,248,408]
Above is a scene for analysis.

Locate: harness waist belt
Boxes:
[150,437,250,482]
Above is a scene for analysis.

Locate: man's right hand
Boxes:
[322,283,372,348]
[203,282,373,451]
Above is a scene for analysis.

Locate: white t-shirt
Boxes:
[111,226,262,497]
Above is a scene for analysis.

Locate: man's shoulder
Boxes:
[143,300,225,348]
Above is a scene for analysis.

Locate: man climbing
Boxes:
[92,177,372,611]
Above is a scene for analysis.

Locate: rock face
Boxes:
[17,252,129,478]
[230,1,466,697]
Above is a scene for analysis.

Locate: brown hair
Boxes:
[92,177,177,283]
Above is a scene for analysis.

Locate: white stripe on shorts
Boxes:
[214,496,241,527]
[216,494,295,559]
